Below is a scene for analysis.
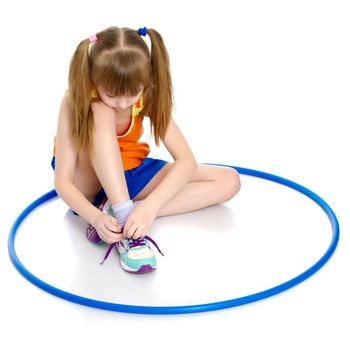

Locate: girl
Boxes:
[52,26,241,274]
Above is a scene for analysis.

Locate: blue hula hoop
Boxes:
[8,164,339,314]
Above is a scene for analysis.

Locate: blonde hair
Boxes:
[67,26,174,157]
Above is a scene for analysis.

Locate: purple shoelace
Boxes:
[100,235,164,265]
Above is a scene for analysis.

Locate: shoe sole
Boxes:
[120,256,156,274]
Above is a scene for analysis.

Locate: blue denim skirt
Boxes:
[51,156,168,213]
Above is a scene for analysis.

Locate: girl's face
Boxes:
[97,85,144,112]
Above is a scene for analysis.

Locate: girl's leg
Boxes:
[133,163,241,217]
[90,112,130,205]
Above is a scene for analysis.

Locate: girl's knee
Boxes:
[220,167,241,201]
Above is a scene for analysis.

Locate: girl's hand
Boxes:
[92,212,124,244]
[122,202,157,240]
[91,100,115,117]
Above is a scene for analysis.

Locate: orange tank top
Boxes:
[53,93,150,171]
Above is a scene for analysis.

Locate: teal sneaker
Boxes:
[101,235,164,274]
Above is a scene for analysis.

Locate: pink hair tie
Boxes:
[88,34,97,43]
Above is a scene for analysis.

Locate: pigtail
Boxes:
[67,37,95,157]
[146,29,174,146]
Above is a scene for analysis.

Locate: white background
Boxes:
[1,0,349,349]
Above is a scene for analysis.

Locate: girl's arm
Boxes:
[55,180,102,225]
[144,117,198,212]
[54,94,101,225]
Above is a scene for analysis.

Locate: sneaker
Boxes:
[101,235,164,274]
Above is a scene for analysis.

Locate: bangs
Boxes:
[92,49,150,96]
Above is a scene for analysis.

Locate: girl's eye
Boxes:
[107,94,131,98]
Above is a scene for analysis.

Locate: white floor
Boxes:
[1,1,349,349]
[14,174,334,306]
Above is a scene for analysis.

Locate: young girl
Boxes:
[52,26,241,274]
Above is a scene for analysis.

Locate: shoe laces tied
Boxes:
[100,235,164,265]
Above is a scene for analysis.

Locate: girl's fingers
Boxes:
[107,219,121,232]
[124,224,135,239]
[104,221,120,233]
[108,226,121,233]
[100,226,115,243]
[126,223,141,239]
[130,226,141,240]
